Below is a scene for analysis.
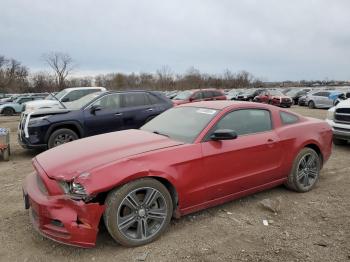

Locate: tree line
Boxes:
[0,53,264,94]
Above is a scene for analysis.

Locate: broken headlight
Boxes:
[58,181,88,200]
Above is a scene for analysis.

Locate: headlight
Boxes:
[28,116,49,125]
[58,181,88,200]
[327,109,334,120]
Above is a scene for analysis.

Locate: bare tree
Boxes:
[156,65,174,90]
[43,52,74,90]
[0,55,29,93]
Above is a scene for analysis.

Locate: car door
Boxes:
[83,93,123,136]
[119,92,156,129]
[199,109,283,200]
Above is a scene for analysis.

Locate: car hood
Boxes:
[24,100,64,112]
[336,98,350,108]
[35,129,184,181]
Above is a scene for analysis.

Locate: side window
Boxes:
[92,94,121,109]
[19,98,32,104]
[213,109,272,136]
[192,92,202,100]
[64,90,84,102]
[203,91,212,99]
[323,92,330,97]
[83,89,100,96]
[313,92,323,97]
[147,93,162,104]
[122,93,150,107]
[280,111,299,125]
[213,91,223,97]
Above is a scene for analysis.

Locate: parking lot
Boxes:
[0,106,349,262]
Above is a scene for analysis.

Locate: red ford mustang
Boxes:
[23,101,332,248]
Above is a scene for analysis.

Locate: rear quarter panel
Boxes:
[275,117,332,175]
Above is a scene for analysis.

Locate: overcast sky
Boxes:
[1,0,350,81]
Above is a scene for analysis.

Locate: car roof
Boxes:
[64,87,106,91]
[179,100,274,110]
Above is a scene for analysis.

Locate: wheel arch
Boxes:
[45,121,84,142]
[302,143,323,166]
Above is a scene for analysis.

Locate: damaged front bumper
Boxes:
[23,171,105,248]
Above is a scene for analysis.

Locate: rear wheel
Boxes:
[285,148,321,192]
[2,107,15,116]
[48,128,79,149]
[308,101,315,109]
[104,178,173,247]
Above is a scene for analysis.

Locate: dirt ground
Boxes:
[0,106,349,262]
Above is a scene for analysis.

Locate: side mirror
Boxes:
[61,97,70,102]
[210,129,237,141]
[346,92,350,99]
[189,97,194,102]
[90,105,102,114]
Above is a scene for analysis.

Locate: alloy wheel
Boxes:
[117,187,168,242]
[54,133,76,146]
[296,153,319,189]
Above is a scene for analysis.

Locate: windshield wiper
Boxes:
[51,92,67,109]
[152,131,169,137]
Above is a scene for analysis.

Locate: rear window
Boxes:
[280,111,299,125]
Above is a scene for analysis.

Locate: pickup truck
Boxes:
[23,87,106,113]
[326,95,350,145]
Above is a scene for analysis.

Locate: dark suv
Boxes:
[18,90,173,149]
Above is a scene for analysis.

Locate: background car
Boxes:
[253,90,293,107]
[23,87,106,112]
[18,90,173,149]
[235,88,265,101]
[306,90,344,109]
[0,95,46,115]
[326,97,350,145]
[172,89,226,105]
[226,89,243,100]
[285,88,312,105]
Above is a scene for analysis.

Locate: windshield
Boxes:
[269,90,283,96]
[67,92,102,110]
[45,94,56,100]
[141,107,218,143]
[54,90,68,100]
[173,91,193,100]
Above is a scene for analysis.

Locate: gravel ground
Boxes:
[0,106,349,262]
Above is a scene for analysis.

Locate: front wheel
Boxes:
[2,107,15,116]
[47,128,79,149]
[308,101,315,109]
[285,148,321,192]
[104,178,173,247]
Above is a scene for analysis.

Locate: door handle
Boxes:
[115,112,123,116]
[267,138,274,143]
[146,108,154,112]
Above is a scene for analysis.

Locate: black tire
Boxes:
[47,128,79,149]
[103,178,173,247]
[333,138,348,145]
[285,148,321,192]
[308,101,315,109]
[2,107,15,116]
